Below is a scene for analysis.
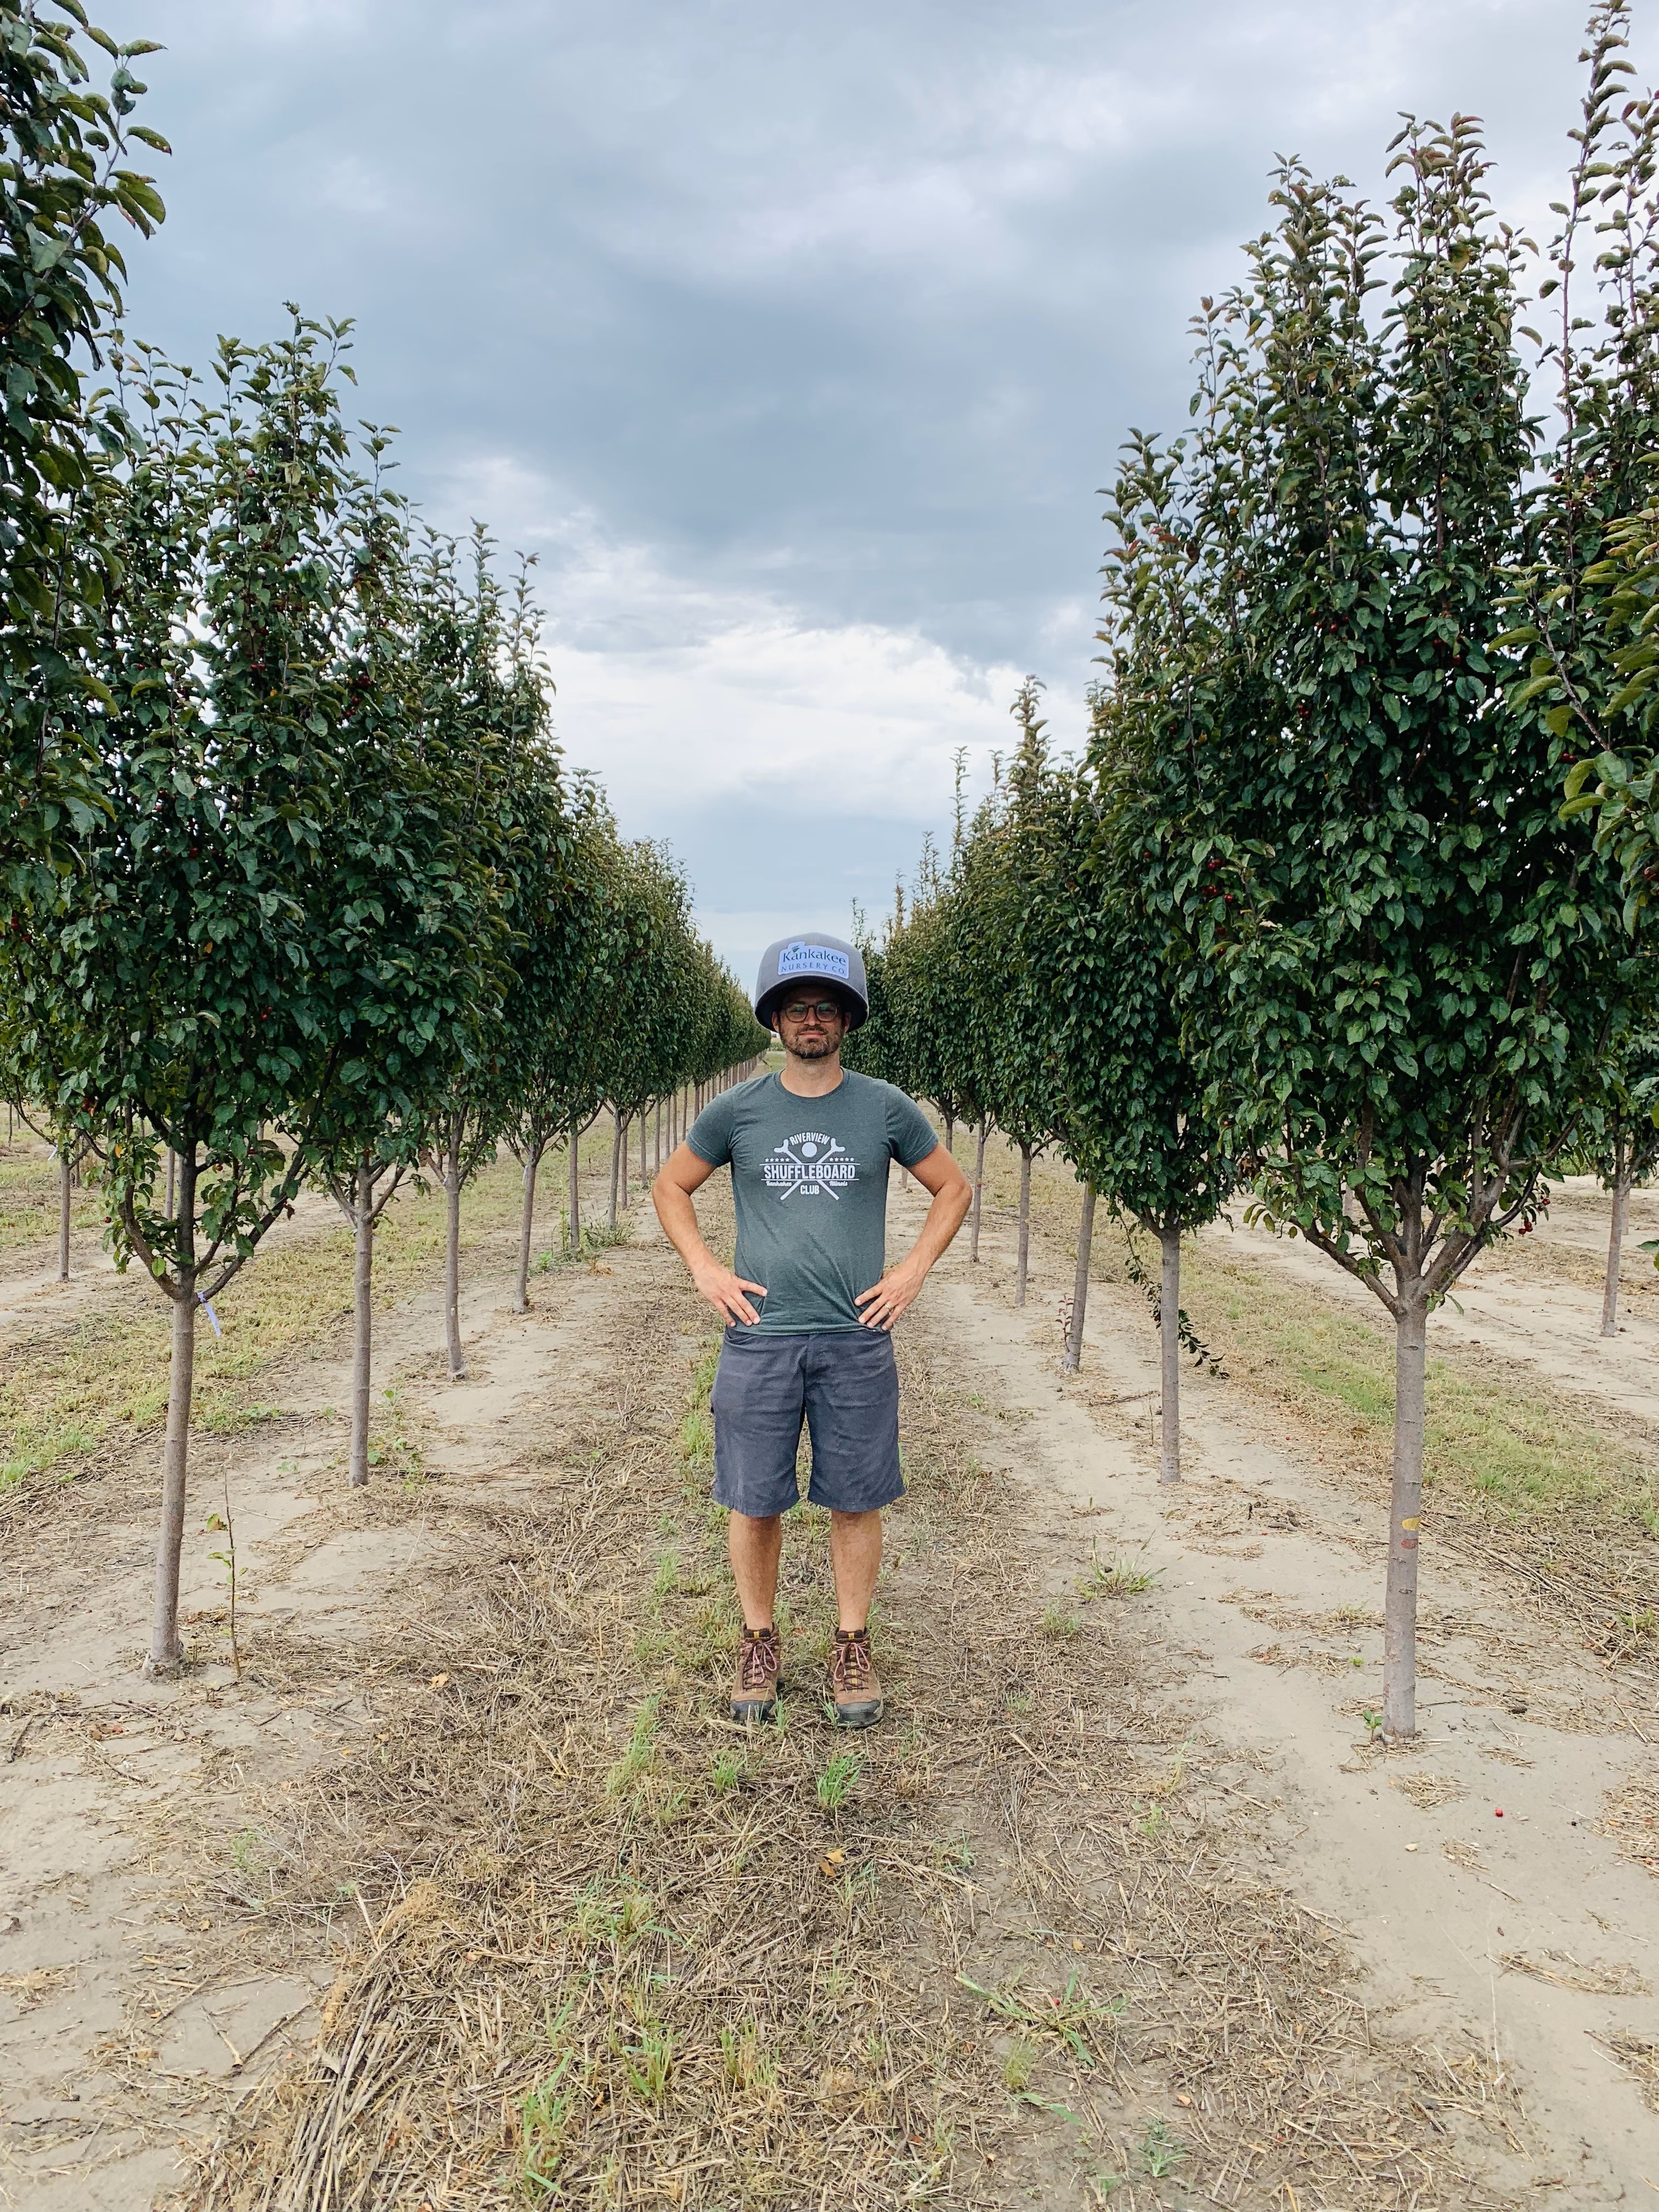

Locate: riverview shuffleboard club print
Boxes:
[764,1132,858,1200]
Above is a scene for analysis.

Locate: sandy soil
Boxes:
[1,1159,1656,2207]
[1209,1175,1659,1431]
[909,1177,1659,2205]
[0,1184,344,1353]
[0,1195,618,2210]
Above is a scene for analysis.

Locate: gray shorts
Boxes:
[710,1327,903,1519]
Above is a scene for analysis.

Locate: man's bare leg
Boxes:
[729,1510,783,1629]
[829,1508,882,1630]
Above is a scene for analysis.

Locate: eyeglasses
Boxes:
[780,998,844,1022]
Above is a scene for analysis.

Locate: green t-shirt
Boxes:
[686,1069,939,1333]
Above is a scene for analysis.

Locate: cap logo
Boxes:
[778,941,850,981]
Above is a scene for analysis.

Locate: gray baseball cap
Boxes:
[754,932,870,1030]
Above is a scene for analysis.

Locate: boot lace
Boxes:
[739,1629,777,1693]
[833,1630,872,1692]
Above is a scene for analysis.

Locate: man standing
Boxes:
[653,933,971,1728]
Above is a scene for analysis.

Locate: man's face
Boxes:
[775,993,848,1060]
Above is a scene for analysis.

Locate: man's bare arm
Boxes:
[652,1144,769,1326]
[854,1142,972,1331]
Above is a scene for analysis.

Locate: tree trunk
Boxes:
[144,1148,197,1678]
[444,1125,466,1379]
[569,1124,582,1252]
[609,1112,623,1228]
[943,1111,955,1160]
[1159,1226,1181,1484]
[1603,1164,1632,1338]
[515,1137,543,1313]
[1014,1144,1033,1307]
[970,1120,988,1262]
[165,1146,176,1221]
[58,1150,70,1282]
[1063,1184,1097,1374]
[348,1154,374,1489]
[640,1108,648,1186]
[1383,1291,1429,1737]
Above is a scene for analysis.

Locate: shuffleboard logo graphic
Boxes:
[764,1131,857,1201]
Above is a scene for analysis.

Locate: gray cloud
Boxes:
[94,0,1654,983]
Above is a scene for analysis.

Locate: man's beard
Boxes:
[789,1033,834,1057]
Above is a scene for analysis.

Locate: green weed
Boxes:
[533,1217,632,1274]
[620,2019,673,2103]
[675,1594,739,1674]
[1590,1606,1659,1661]
[720,2019,779,2095]
[1137,2117,1185,2179]
[519,2057,578,2194]
[678,1404,714,1472]
[1001,2038,1040,2092]
[957,1971,1125,2068]
[816,1749,862,1813]
[1081,1548,1160,1599]
[604,1699,661,1798]
[569,1881,655,1949]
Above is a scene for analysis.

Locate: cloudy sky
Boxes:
[95,0,1655,985]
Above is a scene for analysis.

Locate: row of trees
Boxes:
[0,3,765,1678]
[854,4,1659,1739]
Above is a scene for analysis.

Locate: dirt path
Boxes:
[910,1175,1659,2204]
[1212,1194,1659,1435]
[2,1154,1656,2208]
[0,1186,346,1367]
[0,1171,628,2209]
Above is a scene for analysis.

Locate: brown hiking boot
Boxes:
[732,1624,781,1725]
[831,1627,883,1728]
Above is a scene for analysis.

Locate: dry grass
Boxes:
[991,1139,1659,1670]
[0,1134,103,1258]
[1598,1771,1659,1882]
[0,1153,549,1499]
[173,1238,1530,2211]
[1498,1951,1649,1996]
[1594,2033,1659,2115]
[1389,1774,1464,1812]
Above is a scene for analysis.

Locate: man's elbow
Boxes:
[653,1163,698,1213]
